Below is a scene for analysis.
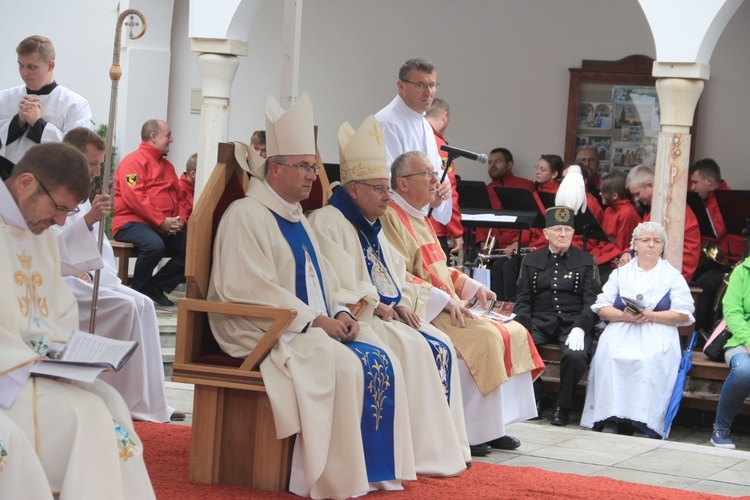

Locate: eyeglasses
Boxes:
[353,181,392,195]
[34,175,80,215]
[401,79,439,92]
[547,226,574,235]
[400,169,438,180]
[276,162,320,176]
[635,237,663,245]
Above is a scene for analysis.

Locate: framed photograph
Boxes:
[564,56,698,172]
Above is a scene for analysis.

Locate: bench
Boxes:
[110,240,137,285]
[536,336,750,416]
[171,143,297,490]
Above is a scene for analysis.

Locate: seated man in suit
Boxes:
[207,93,416,499]
[514,206,602,426]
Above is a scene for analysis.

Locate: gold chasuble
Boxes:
[381,201,544,396]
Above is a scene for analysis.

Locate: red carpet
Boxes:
[136,422,729,499]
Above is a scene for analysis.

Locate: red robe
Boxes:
[178,173,195,221]
[707,181,745,262]
[589,200,641,265]
[475,174,535,247]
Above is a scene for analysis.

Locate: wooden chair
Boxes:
[110,240,137,285]
[171,143,297,490]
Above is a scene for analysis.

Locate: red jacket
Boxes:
[589,200,641,265]
[428,127,463,240]
[112,142,188,235]
[178,173,195,221]
[707,181,744,262]
[476,174,535,247]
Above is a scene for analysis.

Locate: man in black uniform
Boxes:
[514,206,600,426]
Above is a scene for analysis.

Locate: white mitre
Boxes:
[266,92,316,158]
[338,115,389,184]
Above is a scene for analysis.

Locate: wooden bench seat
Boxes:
[110,240,137,285]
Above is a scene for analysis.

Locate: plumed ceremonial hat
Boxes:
[338,115,389,185]
[265,92,315,158]
[232,141,266,180]
[545,206,575,228]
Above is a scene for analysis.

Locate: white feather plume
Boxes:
[556,164,587,213]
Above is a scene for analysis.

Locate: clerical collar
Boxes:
[0,181,30,231]
[390,191,428,218]
[26,81,58,95]
[395,95,426,118]
[263,180,299,217]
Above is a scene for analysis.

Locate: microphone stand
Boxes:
[427,152,459,219]
[89,10,147,334]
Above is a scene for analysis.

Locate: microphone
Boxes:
[440,144,488,164]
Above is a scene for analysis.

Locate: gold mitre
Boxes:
[232,141,266,180]
[265,92,315,157]
[338,115,389,185]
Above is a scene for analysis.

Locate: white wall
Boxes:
[2,1,748,190]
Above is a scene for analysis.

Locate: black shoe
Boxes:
[469,443,492,457]
[487,435,521,450]
[147,289,174,307]
[550,407,570,426]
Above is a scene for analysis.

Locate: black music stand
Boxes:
[493,187,545,229]
[457,180,493,210]
[686,192,718,239]
[535,190,611,250]
[714,190,750,256]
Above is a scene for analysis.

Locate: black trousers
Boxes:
[531,327,592,409]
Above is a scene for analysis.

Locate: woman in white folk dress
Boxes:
[581,222,694,437]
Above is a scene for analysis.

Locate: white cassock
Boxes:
[581,258,695,436]
[0,412,53,500]
[0,84,92,163]
[0,182,155,499]
[207,180,416,499]
[52,199,172,422]
[309,203,471,474]
[374,95,451,225]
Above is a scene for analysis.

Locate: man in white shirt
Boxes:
[375,57,452,225]
[0,36,92,163]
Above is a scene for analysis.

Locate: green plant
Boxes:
[92,123,117,239]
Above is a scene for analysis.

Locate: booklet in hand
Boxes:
[468,298,516,322]
[621,296,644,314]
[29,330,138,383]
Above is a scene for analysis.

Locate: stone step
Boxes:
[162,347,174,379]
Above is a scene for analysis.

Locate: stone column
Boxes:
[650,66,705,272]
[193,50,240,201]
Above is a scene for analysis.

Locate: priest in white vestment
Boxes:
[0,143,154,499]
[0,36,92,163]
[309,115,470,474]
[381,150,546,455]
[51,127,175,422]
[375,57,452,225]
[207,94,415,499]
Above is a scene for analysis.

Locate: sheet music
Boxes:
[462,213,517,223]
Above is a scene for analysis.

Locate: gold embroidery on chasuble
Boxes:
[355,347,392,431]
[14,252,49,330]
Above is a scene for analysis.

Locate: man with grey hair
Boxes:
[0,35,92,163]
[375,58,453,226]
[112,119,189,307]
[381,150,545,457]
[621,165,700,282]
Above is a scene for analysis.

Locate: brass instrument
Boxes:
[474,233,534,268]
[709,219,750,324]
[702,241,728,265]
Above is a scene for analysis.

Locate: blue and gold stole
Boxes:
[272,209,397,481]
[329,188,452,404]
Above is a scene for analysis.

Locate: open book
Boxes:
[468,299,516,322]
[29,330,138,383]
[621,296,645,314]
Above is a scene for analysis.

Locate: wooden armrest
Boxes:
[178,298,297,372]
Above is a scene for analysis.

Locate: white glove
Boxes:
[565,327,585,352]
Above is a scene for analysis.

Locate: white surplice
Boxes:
[0,182,155,499]
[53,200,172,422]
[374,95,451,225]
[0,84,92,163]
[581,258,695,435]
[309,204,471,474]
[207,180,416,499]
